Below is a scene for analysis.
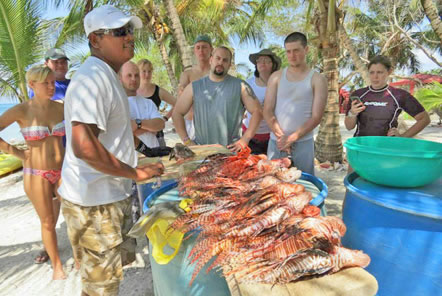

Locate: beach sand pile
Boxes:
[0,116,440,296]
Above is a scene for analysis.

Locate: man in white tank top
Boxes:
[263,32,327,175]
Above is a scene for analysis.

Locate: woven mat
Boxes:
[226,267,378,296]
[137,144,231,184]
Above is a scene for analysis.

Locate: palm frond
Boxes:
[304,0,314,32]
[0,74,22,101]
[63,48,90,78]
[414,82,442,112]
[33,0,66,10]
[238,0,285,43]
[0,0,45,101]
[53,2,88,48]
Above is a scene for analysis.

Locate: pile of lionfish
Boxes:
[170,146,370,286]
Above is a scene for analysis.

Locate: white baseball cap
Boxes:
[84,5,142,37]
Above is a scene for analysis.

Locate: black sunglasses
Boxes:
[94,24,134,37]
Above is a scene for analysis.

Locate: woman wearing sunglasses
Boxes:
[0,65,66,280]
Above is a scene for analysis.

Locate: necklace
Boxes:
[258,76,268,86]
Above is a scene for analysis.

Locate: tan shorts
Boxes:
[61,197,136,296]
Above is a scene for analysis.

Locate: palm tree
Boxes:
[338,23,370,85]
[145,0,267,87]
[339,0,441,90]
[39,0,180,92]
[240,0,344,163]
[312,0,343,163]
[49,0,94,48]
[0,0,44,102]
[135,0,180,91]
[163,0,193,69]
[40,0,268,96]
[420,0,442,44]
[355,0,439,71]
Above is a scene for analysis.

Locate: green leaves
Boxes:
[415,82,442,112]
[0,0,45,101]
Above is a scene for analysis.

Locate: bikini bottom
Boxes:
[23,168,61,185]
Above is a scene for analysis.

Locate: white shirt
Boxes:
[128,95,162,148]
[58,56,137,206]
[243,77,270,134]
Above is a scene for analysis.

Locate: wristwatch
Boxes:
[135,119,142,129]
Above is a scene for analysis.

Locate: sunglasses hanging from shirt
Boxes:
[136,142,172,158]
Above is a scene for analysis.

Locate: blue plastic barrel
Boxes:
[137,179,177,213]
[342,173,442,296]
[140,173,329,296]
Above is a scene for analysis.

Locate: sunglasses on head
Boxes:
[94,24,134,37]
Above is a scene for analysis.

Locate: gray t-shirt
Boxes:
[192,75,245,146]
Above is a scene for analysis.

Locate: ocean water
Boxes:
[0,104,24,143]
[0,99,170,144]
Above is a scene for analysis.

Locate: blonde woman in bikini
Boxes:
[0,65,66,280]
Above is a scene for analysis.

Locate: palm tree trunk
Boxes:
[157,37,179,93]
[339,23,370,85]
[163,0,193,69]
[421,0,442,44]
[139,2,178,93]
[315,44,343,163]
[84,0,93,15]
[314,0,343,163]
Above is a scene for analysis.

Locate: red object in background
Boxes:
[389,74,442,95]
[339,88,350,114]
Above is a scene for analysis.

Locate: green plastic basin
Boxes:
[344,136,442,188]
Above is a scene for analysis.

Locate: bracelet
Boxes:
[183,139,192,146]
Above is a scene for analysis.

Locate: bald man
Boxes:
[119,61,165,150]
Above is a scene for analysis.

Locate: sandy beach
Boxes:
[0,115,440,296]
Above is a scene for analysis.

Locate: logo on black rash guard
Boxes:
[364,102,388,107]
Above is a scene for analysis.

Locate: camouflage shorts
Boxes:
[61,197,136,296]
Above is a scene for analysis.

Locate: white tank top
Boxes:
[243,77,271,134]
[270,68,315,142]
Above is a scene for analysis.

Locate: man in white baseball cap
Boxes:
[83,4,142,37]
[58,5,163,296]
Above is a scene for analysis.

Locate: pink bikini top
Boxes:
[20,122,65,141]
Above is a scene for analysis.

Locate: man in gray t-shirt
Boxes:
[173,46,263,152]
